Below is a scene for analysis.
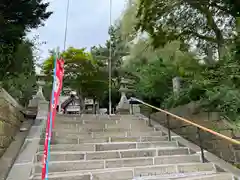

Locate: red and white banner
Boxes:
[52,58,64,128]
[42,58,64,180]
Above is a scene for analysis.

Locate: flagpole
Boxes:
[44,51,58,180]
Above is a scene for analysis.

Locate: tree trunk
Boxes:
[188,2,225,59]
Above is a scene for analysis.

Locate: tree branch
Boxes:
[180,30,218,43]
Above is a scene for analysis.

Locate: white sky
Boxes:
[28,0,127,73]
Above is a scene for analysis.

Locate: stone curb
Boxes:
[6,101,48,180]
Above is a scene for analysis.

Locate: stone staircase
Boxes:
[31,114,234,180]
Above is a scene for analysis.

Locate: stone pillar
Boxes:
[130,104,140,114]
[172,76,181,98]
[36,100,49,120]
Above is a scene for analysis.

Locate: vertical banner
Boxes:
[52,58,64,128]
[41,55,64,180]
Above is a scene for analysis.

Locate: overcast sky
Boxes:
[29,0,126,72]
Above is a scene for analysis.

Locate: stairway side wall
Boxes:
[0,88,25,157]
[140,102,240,167]
[6,99,49,180]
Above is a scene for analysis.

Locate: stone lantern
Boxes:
[36,73,47,101]
[116,78,132,114]
[28,73,47,107]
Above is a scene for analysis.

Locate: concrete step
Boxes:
[51,128,160,135]
[174,173,233,180]
[38,141,178,152]
[51,131,164,139]
[40,136,169,145]
[133,172,232,180]
[56,115,123,121]
[54,119,118,125]
[55,118,144,124]
[34,154,201,173]
[54,118,142,125]
[36,147,189,162]
[54,124,154,132]
[32,162,216,180]
[53,126,153,133]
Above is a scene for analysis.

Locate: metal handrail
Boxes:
[131,97,240,145]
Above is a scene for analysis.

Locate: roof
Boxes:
[61,95,76,109]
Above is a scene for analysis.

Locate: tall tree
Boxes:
[43,47,108,109]
[136,0,236,59]
[2,39,37,106]
[0,0,52,80]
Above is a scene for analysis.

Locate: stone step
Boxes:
[36,147,189,162]
[174,173,233,180]
[133,172,232,180]
[56,116,141,121]
[38,141,178,152]
[56,115,138,120]
[55,119,146,125]
[55,118,141,125]
[53,126,153,133]
[54,121,149,130]
[51,127,157,135]
[34,154,201,173]
[56,115,123,121]
[40,135,169,145]
[55,119,119,125]
[51,131,164,139]
[32,162,216,180]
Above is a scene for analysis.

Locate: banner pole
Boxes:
[44,50,58,180]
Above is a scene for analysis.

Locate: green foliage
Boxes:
[122,38,201,106]
[90,24,129,108]
[43,47,108,102]
[0,0,52,80]
[117,0,240,123]
[135,0,237,58]
[1,40,37,106]
[0,0,51,106]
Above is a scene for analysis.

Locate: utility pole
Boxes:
[108,0,112,115]
[59,0,70,113]
[63,0,70,51]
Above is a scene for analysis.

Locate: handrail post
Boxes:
[148,108,152,127]
[131,103,133,115]
[197,127,205,163]
[166,114,171,141]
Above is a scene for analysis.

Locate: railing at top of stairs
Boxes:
[130,97,240,168]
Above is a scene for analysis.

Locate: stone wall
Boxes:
[0,88,24,157]
[6,99,49,180]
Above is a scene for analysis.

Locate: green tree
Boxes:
[1,39,37,106]
[0,0,52,80]
[136,0,237,59]
[43,47,108,109]
[91,24,129,108]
